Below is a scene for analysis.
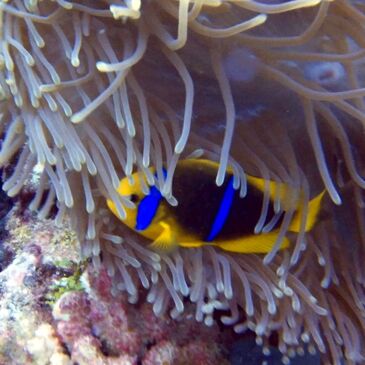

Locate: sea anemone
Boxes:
[1,0,365,363]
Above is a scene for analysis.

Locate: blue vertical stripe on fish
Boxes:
[136,185,163,231]
[206,176,235,242]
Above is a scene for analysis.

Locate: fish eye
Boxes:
[130,194,139,203]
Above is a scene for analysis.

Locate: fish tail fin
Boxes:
[289,190,326,233]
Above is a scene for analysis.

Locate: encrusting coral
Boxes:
[0,207,229,365]
[54,267,232,365]
[1,0,365,364]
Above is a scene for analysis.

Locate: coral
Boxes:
[142,340,228,365]
[26,324,70,365]
[0,207,233,364]
[68,336,137,365]
[0,204,80,365]
[53,266,230,364]
[0,241,69,365]
[142,341,176,365]
[45,266,83,305]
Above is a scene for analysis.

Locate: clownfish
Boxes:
[107,159,325,254]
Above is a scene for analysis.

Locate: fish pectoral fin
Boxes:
[149,221,178,253]
[213,231,290,254]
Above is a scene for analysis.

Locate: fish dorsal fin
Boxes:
[179,159,234,176]
[246,175,299,211]
[189,160,299,211]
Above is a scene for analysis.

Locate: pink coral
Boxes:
[142,340,229,365]
[53,266,230,364]
[71,336,137,365]
[0,205,142,365]
[0,206,231,364]
[142,341,175,365]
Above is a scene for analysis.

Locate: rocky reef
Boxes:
[0,202,233,365]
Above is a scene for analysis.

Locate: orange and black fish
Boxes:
[107,159,325,253]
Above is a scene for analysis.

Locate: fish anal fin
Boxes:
[213,232,290,254]
[290,190,326,233]
[149,221,178,253]
[180,241,205,248]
